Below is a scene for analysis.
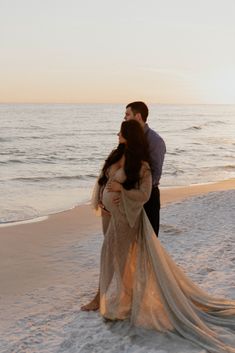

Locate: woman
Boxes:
[84,120,235,353]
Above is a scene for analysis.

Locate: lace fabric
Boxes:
[94,162,235,353]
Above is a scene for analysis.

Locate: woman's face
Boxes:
[118,130,127,144]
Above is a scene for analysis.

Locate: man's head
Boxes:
[125,101,149,126]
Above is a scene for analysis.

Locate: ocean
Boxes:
[0,103,235,224]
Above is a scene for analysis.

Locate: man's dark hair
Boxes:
[126,101,149,122]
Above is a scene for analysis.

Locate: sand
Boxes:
[0,178,234,353]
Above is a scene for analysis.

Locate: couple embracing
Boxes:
[82,101,235,353]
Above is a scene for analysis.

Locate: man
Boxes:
[124,101,166,236]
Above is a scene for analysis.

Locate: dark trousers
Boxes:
[144,186,160,237]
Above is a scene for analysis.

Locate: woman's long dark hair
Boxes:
[98,120,149,190]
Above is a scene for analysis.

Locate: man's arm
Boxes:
[148,133,166,185]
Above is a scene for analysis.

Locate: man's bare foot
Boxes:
[81,298,100,311]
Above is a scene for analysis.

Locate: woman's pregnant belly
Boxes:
[102,186,120,214]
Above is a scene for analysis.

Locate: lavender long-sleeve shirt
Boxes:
[144,124,166,186]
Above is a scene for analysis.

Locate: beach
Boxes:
[0,179,234,353]
[2,0,235,348]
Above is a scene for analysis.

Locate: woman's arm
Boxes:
[107,163,152,204]
[121,166,152,203]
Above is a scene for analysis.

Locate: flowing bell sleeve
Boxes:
[120,162,152,227]
[90,177,102,216]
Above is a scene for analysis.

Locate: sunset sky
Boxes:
[1,0,235,104]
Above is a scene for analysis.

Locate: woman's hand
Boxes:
[98,201,111,215]
[107,181,122,192]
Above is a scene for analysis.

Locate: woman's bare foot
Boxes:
[81,291,100,311]
[81,298,99,311]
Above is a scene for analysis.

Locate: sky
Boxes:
[1,0,235,104]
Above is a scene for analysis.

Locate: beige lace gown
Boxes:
[92,162,235,353]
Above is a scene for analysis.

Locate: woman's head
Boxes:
[120,120,149,189]
[98,119,149,189]
[119,120,146,150]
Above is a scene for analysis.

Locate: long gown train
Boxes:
[92,163,235,353]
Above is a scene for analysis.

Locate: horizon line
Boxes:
[1,101,235,106]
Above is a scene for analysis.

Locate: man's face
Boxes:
[124,107,137,121]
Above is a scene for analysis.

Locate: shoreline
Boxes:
[0,178,234,299]
[160,177,235,205]
[0,178,235,229]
